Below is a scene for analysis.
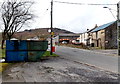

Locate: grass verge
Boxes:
[0,48,8,72]
[0,49,5,58]
[42,51,58,57]
[41,51,59,60]
[60,44,90,50]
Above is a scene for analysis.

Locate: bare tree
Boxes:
[1,0,34,49]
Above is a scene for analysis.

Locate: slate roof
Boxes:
[91,21,116,32]
[59,34,80,36]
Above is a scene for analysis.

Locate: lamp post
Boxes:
[103,6,120,55]
[103,6,117,19]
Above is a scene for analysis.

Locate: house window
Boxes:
[101,32,104,34]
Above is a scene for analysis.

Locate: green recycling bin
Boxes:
[27,40,48,61]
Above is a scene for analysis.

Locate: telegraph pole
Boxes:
[117,1,120,56]
[50,0,53,55]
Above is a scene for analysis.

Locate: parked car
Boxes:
[62,41,67,44]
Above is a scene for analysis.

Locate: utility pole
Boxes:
[117,1,120,56]
[50,0,53,55]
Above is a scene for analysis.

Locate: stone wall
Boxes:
[105,22,117,49]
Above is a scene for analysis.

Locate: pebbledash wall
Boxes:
[91,29,105,48]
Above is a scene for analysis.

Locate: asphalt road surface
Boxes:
[55,46,119,73]
[2,57,118,82]
[1,45,119,82]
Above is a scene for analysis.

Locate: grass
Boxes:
[0,63,11,72]
[60,44,108,50]
[42,51,58,57]
[60,43,90,50]
[90,47,105,50]
[0,49,5,58]
[0,48,9,72]
[41,51,59,60]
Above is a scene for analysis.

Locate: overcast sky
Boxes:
[0,0,120,33]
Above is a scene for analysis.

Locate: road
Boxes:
[2,57,118,82]
[55,46,119,73]
[2,45,119,82]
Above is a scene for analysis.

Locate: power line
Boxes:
[54,1,116,5]
[34,4,51,29]
[54,1,85,5]
[40,4,51,18]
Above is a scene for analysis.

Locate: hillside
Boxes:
[13,28,75,40]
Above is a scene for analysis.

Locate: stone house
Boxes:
[90,21,117,49]
[79,21,117,49]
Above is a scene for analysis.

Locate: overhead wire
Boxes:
[53,1,117,32]
[34,1,117,30]
[54,1,117,5]
[54,1,85,5]
[34,4,51,29]
[39,4,51,21]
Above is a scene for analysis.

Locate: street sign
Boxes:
[51,32,54,35]
[48,29,51,33]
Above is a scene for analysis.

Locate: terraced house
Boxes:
[79,21,117,49]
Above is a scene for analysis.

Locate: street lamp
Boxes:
[103,6,117,19]
[103,6,120,55]
[103,6,117,12]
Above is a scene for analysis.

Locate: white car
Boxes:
[62,41,67,44]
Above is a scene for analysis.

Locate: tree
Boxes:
[1,0,34,49]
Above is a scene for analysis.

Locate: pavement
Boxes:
[91,49,118,56]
